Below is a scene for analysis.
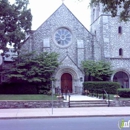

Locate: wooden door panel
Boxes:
[61,73,72,93]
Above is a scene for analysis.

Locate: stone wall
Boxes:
[0,100,66,109]
[110,100,130,107]
[0,100,129,108]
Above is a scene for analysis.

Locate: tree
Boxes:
[82,60,113,81]
[0,0,32,51]
[3,52,59,92]
[90,0,130,21]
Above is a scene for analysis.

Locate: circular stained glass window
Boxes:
[54,28,72,46]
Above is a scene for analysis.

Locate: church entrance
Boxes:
[61,73,72,93]
[113,71,129,88]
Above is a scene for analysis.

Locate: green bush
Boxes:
[0,82,38,94]
[83,81,120,94]
[118,88,130,98]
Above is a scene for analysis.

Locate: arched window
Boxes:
[93,9,95,22]
[119,48,123,56]
[96,5,100,18]
[95,30,96,36]
[113,71,129,88]
[118,26,122,34]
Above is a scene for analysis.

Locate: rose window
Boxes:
[54,28,72,46]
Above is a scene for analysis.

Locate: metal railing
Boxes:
[55,87,71,101]
[85,88,110,107]
[68,90,71,107]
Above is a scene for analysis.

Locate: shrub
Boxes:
[0,82,38,94]
[118,88,130,98]
[83,81,120,94]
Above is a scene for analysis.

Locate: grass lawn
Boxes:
[108,94,130,100]
[0,94,57,100]
[88,93,130,100]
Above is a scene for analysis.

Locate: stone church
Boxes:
[21,3,93,93]
[19,3,130,93]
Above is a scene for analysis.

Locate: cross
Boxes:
[62,0,65,3]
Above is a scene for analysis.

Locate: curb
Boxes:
[1,114,130,119]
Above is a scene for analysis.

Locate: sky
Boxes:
[2,0,91,53]
[7,0,90,49]
[9,0,91,30]
[29,0,91,30]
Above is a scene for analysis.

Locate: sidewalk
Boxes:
[0,107,130,119]
[64,94,101,101]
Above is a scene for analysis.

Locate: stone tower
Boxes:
[91,3,130,88]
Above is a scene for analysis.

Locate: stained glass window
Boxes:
[54,28,72,46]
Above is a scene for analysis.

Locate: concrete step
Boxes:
[70,100,106,102]
[70,104,108,107]
[69,100,108,107]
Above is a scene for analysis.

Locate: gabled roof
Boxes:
[34,3,91,34]
[22,3,93,45]
[60,53,83,73]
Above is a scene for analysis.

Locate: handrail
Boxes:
[55,87,71,107]
[86,88,110,107]
[68,90,70,107]
[61,88,71,107]
[103,89,110,107]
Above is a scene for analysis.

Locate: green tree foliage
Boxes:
[82,60,113,81]
[0,0,32,51]
[4,52,59,90]
[90,0,130,21]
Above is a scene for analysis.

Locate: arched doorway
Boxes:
[61,73,72,93]
[113,71,129,88]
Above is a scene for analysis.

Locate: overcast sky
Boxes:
[29,0,90,30]
[9,0,90,30]
[4,0,90,51]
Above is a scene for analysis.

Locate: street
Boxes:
[0,116,130,130]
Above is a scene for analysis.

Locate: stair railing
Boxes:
[103,89,110,107]
[86,88,110,107]
[68,90,71,107]
[55,87,72,108]
[61,88,71,107]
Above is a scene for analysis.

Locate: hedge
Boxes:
[83,81,120,94]
[0,82,38,94]
[118,88,130,98]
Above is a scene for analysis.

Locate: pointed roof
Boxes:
[35,3,91,33]
[60,53,83,73]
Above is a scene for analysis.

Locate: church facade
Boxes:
[21,4,95,93]
[21,3,130,93]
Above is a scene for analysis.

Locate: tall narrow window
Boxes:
[93,9,95,22]
[118,26,122,34]
[119,48,123,56]
[95,30,96,36]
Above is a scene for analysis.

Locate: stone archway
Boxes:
[113,71,129,88]
[54,67,83,93]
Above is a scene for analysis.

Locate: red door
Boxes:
[61,73,72,93]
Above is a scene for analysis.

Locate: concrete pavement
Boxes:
[64,94,101,101]
[0,107,130,119]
